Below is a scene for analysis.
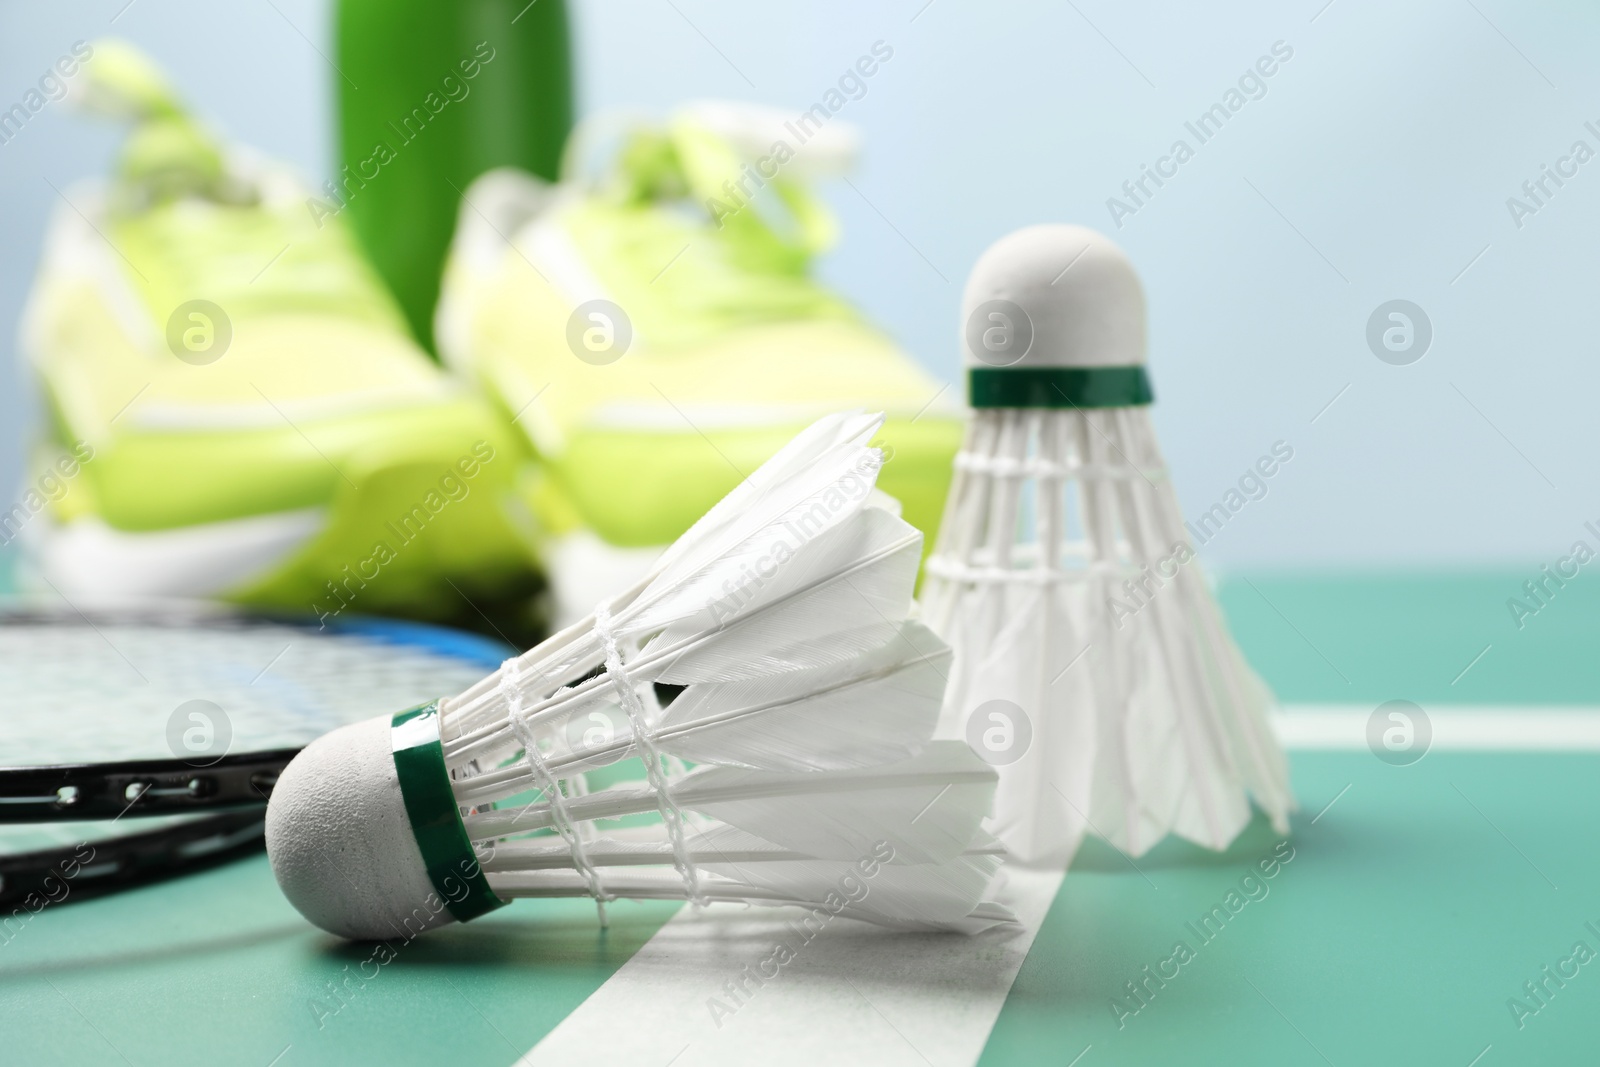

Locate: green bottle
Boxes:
[334,0,573,350]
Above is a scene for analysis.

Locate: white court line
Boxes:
[1276,704,1600,749]
[514,705,1600,1066]
[518,868,1066,1067]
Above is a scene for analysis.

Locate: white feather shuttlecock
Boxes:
[922,225,1294,866]
[266,412,1013,940]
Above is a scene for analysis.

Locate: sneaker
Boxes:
[435,101,961,623]
[16,40,538,633]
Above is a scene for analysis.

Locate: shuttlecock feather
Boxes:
[923,225,1295,867]
[266,412,1013,939]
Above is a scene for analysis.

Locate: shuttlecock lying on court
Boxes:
[266,412,1013,940]
[922,225,1294,867]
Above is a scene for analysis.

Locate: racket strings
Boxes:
[1,611,491,863]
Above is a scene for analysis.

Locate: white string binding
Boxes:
[593,604,705,906]
[501,656,613,924]
[952,450,1166,482]
[924,556,1154,586]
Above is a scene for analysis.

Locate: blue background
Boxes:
[0,0,1592,572]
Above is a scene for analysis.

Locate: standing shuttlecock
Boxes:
[922,225,1294,866]
[266,412,1012,939]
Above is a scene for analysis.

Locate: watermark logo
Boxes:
[1106,40,1294,228]
[1507,921,1600,1030]
[1107,541,1194,629]
[0,441,94,548]
[0,842,98,949]
[567,300,632,365]
[564,706,627,766]
[965,299,1033,367]
[166,699,232,767]
[1506,522,1600,630]
[1365,300,1431,366]
[314,442,497,627]
[166,300,232,365]
[308,42,497,228]
[307,848,495,1028]
[1110,840,1296,1028]
[0,40,93,149]
[1185,440,1295,547]
[705,41,895,230]
[706,840,895,1028]
[965,699,1032,765]
[1505,121,1600,231]
[1366,700,1430,766]
[705,448,883,626]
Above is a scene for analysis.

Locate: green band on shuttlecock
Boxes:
[390,701,508,925]
[968,366,1154,409]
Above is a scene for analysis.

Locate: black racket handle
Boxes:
[0,809,269,912]
[0,748,301,823]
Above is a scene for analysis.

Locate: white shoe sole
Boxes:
[22,508,324,600]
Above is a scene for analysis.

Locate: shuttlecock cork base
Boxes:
[924,224,1294,867]
[268,412,1015,940]
[266,713,466,941]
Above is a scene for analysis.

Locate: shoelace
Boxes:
[585,118,856,328]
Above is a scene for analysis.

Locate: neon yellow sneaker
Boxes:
[435,101,961,622]
[16,41,537,630]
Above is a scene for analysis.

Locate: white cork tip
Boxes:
[960,224,1146,369]
[265,715,455,941]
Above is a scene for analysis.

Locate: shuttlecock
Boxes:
[922,225,1294,866]
[266,412,1012,940]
